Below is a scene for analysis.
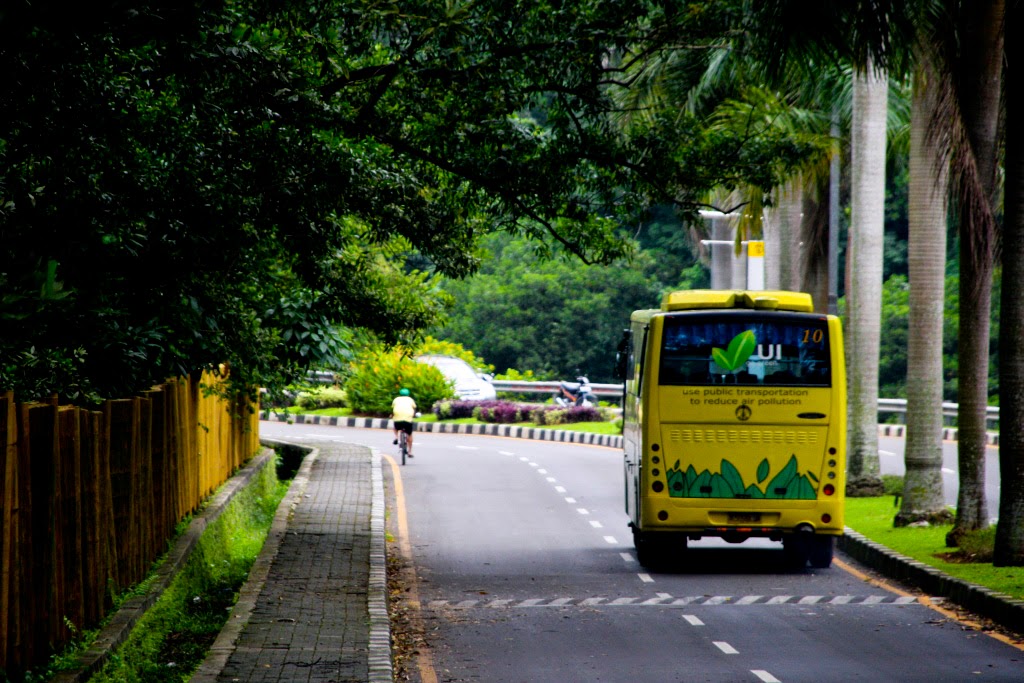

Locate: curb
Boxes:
[260,410,625,448]
[877,423,1000,446]
[838,528,1024,634]
[368,448,394,683]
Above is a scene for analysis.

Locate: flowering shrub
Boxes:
[473,402,531,423]
[433,399,606,425]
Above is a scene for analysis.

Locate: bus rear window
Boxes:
[659,314,831,387]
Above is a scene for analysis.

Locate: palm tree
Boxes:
[995,1,1024,566]
[844,60,888,496]
[939,0,1004,545]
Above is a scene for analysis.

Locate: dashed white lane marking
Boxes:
[752,670,781,683]
[682,614,704,626]
[456,445,479,450]
[714,641,738,654]
[519,456,529,461]
[547,477,557,483]
[554,485,566,493]
[638,573,654,583]
[736,595,762,605]
[577,508,589,515]
[620,553,634,562]
[565,497,577,504]
[529,462,539,467]
[589,521,603,528]
[538,468,548,474]
[499,451,515,456]
[603,536,618,544]
[657,592,672,599]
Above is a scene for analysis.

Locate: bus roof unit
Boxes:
[660,290,814,313]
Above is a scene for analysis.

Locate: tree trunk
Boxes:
[845,62,887,497]
[947,0,1004,546]
[897,61,951,526]
[799,180,830,313]
[994,1,1024,565]
[764,201,781,290]
[779,182,802,291]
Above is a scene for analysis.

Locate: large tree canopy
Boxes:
[1,0,822,402]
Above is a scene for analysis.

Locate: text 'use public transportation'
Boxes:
[615,289,846,569]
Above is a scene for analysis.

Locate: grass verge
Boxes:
[80,459,289,683]
[845,497,1024,600]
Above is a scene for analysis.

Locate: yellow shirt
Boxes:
[391,395,417,422]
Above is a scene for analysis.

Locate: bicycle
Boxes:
[399,429,410,465]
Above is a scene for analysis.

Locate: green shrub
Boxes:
[956,526,996,561]
[294,387,348,410]
[344,348,454,416]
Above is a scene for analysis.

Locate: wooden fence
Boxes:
[0,372,260,677]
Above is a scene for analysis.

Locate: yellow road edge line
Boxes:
[382,454,440,683]
[833,556,1024,651]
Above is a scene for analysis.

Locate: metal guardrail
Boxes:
[489,380,623,397]
[307,373,998,426]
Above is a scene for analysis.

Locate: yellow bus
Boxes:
[615,289,846,569]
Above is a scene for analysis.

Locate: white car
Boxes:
[415,354,497,401]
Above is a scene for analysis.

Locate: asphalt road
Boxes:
[260,422,1022,682]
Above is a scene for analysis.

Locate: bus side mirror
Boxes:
[614,329,631,379]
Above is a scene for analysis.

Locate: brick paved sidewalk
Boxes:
[193,441,391,683]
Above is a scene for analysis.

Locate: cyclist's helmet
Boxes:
[399,388,410,396]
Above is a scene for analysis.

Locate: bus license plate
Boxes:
[728,513,761,523]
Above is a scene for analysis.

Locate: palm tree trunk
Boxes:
[845,62,887,497]
[947,0,1004,545]
[994,1,1024,566]
[897,60,951,526]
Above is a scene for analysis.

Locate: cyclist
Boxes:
[391,388,417,457]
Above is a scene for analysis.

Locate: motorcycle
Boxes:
[553,376,598,407]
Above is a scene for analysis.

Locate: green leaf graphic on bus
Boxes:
[664,455,818,499]
[711,330,756,372]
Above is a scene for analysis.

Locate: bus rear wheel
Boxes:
[783,534,834,569]
[808,536,834,568]
[633,530,687,569]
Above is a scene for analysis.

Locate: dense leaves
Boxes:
[434,233,666,383]
[1,0,823,402]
